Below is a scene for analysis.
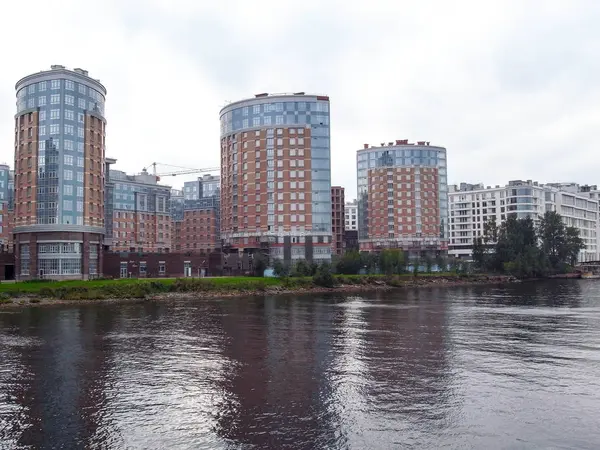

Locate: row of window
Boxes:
[39,124,87,138]
[23,79,104,100]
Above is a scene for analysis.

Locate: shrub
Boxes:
[0,298,12,304]
[313,264,335,288]
[29,299,41,304]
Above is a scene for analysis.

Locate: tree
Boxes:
[291,260,311,277]
[565,226,585,267]
[273,260,290,277]
[379,249,405,275]
[538,211,566,270]
[252,253,267,277]
[472,237,486,270]
[335,251,362,274]
[313,262,335,287]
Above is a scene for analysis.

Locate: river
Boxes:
[1,280,599,449]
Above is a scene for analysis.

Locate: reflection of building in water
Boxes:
[359,290,452,421]
[5,308,114,448]
[215,297,346,448]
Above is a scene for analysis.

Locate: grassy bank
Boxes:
[0,273,515,306]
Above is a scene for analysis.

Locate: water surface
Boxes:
[1,280,599,449]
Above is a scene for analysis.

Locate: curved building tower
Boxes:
[357,140,448,257]
[14,65,107,279]
[220,93,332,263]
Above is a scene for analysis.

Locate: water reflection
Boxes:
[0,280,599,449]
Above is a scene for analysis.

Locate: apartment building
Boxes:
[220,93,332,263]
[13,65,107,279]
[109,169,172,253]
[331,186,345,256]
[345,199,358,231]
[357,139,448,257]
[170,175,221,253]
[449,180,598,262]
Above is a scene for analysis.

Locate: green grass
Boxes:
[0,272,474,302]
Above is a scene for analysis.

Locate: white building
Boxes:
[449,180,598,263]
[345,200,358,231]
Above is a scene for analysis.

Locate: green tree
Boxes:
[252,253,267,277]
[335,251,362,274]
[291,260,311,277]
[378,249,405,275]
[565,226,585,267]
[273,260,290,277]
[538,211,566,270]
[472,237,486,270]
[313,262,335,287]
[425,255,433,273]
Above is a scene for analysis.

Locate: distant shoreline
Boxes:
[0,274,524,309]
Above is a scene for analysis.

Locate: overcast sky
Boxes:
[1,0,599,200]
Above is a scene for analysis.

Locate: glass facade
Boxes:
[220,96,331,234]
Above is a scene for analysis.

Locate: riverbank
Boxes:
[0,274,522,308]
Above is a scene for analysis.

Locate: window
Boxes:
[50,124,59,134]
[139,262,147,275]
[51,94,60,104]
[77,157,84,167]
[64,170,73,180]
[79,84,86,94]
[78,98,86,109]
[63,200,73,211]
[65,80,74,90]
[65,95,74,106]
[65,110,74,121]
[39,125,46,136]
[51,80,60,90]
[64,125,74,135]
[38,96,46,106]
[64,185,73,195]
[77,186,84,197]
[77,142,84,152]
[78,113,84,123]
[64,155,73,165]
[64,140,73,151]
[159,263,166,274]
[77,127,84,138]
[39,110,46,121]
[253,105,260,114]
[50,109,60,120]
[263,115,271,125]
[39,81,47,91]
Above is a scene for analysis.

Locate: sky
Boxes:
[1,0,599,200]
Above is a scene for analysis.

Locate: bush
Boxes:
[0,297,12,304]
[313,264,335,288]
[29,299,41,304]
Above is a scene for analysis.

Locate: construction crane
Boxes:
[142,162,220,177]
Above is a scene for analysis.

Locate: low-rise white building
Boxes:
[449,180,598,262]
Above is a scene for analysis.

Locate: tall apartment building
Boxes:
[109,169,172,253]
[357,140,448,257]
[345,199,358,231]
[448,180,598,262]
[14,65,106,279]
[331,186,345,256]
[220,93,332,263]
